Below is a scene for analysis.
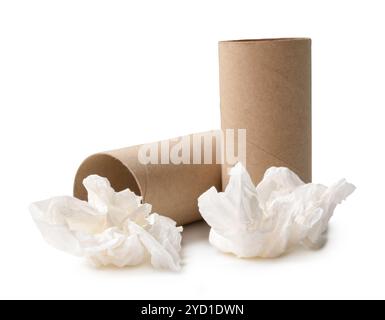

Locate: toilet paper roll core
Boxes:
[219,38,312,188]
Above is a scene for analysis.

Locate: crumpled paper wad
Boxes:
[198,163,355,258]
[30,175,183,271]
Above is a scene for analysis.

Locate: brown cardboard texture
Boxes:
[219,38,312,188]
[74,132,222,226]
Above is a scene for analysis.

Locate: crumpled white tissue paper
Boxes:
[30,175,183,271]
[198,163,355,258]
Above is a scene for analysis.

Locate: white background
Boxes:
[0,0,384,300]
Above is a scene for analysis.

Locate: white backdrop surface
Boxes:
[0,0,384,299]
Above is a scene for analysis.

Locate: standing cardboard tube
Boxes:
[219,38,312,188]
[74,131,222,225]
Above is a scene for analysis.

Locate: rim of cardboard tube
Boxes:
[73,153,142,201]
[219,37,310,43]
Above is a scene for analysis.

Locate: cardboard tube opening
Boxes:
[74,153,142,201]
[220,38,310,43]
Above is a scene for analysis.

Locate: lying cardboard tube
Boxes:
[219,38,312,188]
[74,131,222,225]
